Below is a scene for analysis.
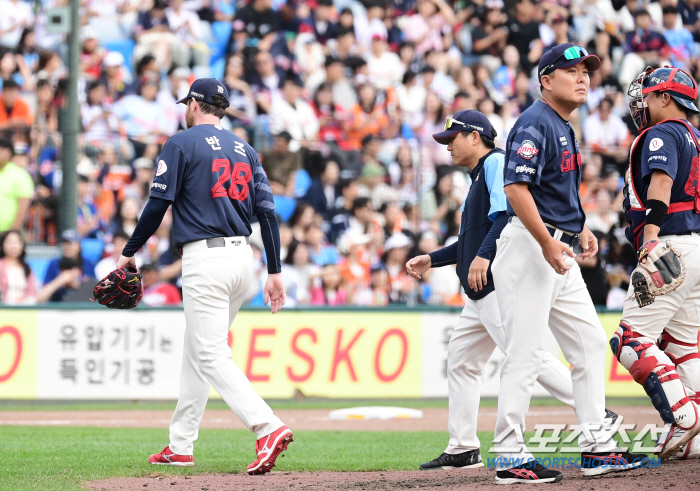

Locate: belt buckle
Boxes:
[571,234,580,248]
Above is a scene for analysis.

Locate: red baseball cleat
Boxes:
[148,446,194,467]
[246,426,293,475]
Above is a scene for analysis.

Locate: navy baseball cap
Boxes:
[538,43,601,82]
[432,110,497,145]
[177,78,230,108]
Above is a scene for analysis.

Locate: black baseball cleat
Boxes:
[603,408,623,432]
[580,450,649,476]
[419,449,484,470]
[495,462,563,484]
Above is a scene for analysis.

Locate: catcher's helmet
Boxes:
[628,66,700,130]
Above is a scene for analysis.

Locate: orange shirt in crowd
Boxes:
[346,104,389,150]
[0,96,34,126]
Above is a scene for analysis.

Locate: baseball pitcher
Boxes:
[117,79,292,474]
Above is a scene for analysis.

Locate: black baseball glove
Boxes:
[92,267,143,309]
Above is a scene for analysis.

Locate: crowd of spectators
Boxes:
[2,0,700,309]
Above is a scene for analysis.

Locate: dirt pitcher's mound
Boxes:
[84,461,700,491]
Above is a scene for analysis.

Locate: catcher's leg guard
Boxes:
[611,323,698,428]
[658,329,700,405]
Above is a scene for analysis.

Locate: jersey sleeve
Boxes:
[504,123,548,187]
[483,152,507,221]
[250,150,276,214]
[150,140,186,201]
[640,125,680,181]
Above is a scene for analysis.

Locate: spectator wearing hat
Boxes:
[259,131,302,197]
[337,230,372,290]
[0,79,32,130]
[543,12,571,52]
[353,262,390,306]
[43,230,96,285]
[367,33,405,91]
[141,261,182,306]
[99,51,129,104]
[662,4,699,70]
[126,157,156,202]
[0,137,32,233]
[383,232,418,304]
[79,27,106,80]
[269,77,319,152]
[0,0,34,49]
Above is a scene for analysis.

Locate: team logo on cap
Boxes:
[517,140,539,160]
[156,160,167,176]
[217,85,224,93]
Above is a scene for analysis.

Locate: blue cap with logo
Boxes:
[177,78,230,108]
[432,109,497,145]
[538,43,601,82]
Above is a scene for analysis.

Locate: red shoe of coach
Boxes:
[148,446,194,466]
[246,426,293,475]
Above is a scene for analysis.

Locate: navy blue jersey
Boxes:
[150,124,275,248]
[503,100,585,233]
[633,120,700,237]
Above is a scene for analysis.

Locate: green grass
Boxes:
[0,426,658,491]
[0,397,651,412]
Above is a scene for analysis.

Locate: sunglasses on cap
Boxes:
[539,46,589,77]
[444,117,484,133]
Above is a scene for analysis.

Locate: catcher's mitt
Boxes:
[631,240,685,308]
[92,267,143,309]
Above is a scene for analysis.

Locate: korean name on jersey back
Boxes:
[149,125,275,248]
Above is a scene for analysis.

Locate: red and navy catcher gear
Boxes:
[628,66,700,131]
[92,267,143,309]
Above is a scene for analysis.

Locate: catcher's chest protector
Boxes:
[625,119,700,251]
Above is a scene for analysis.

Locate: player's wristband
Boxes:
[645,199,668,228]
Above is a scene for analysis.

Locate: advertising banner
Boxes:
[0,307,649,400]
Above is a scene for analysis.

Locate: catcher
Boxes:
[93,267,143,309]
[612,66,700,460]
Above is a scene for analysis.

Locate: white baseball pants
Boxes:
[620,233,700,399]
[169,238,284,455]
[491,218,616,465]
[445,292,576,454]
